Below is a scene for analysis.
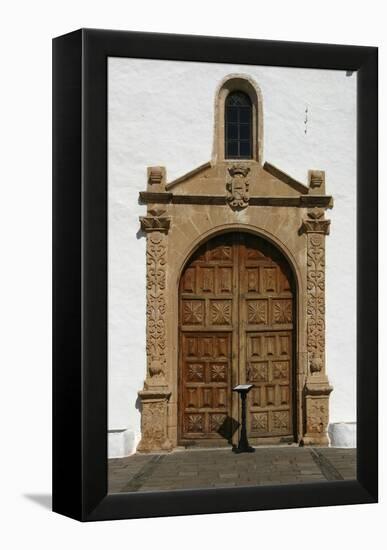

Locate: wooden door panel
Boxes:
[239,233,294,441]
[179,232,295,445]
[245,331,293,438]
[179,234,237,442]
[181,332,232,439]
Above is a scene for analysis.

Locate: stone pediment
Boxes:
[140,161,333,209]
[165,160,309,197]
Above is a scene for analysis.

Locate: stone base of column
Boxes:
[302,375,333,446]
[136,387,172,453]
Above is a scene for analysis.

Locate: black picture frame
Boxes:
[52,28,378,522]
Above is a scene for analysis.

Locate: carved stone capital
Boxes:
[140,208,170,234]
[302,208,331,235]
[302,219,331,235]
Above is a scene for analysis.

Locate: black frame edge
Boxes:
[356,47,378,501]
[86,480,375,522]
[52,29,83,521]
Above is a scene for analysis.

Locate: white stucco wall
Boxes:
[108,57,357,453]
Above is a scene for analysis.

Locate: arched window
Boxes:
[225,91,252,159]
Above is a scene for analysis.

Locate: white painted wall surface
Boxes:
[108,58,357,453]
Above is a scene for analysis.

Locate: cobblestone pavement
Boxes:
[108,447,356,493]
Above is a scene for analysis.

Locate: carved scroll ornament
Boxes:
[145,232,167,380]
[306,233,325,373]
[303,209,330,376]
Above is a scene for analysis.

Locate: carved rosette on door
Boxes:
[178,233,296,445]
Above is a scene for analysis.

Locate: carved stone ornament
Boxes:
[226,164,250,209]
[306,232,326,374]
[148,166,163,185]
[309,170,325,189]
[145,232,167,382]
[140,208,170,233]
[306,397,329,435]
[303,207,331,380]
[136,391,172,452]
[300,205,333,445]
[302,208,330,235]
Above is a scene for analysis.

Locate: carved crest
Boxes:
[226,165,250,209]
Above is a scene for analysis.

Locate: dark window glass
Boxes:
[227,141,238,157]
[225,91,252,159]
[239,124,251,140]
[239,107,251,123]
[239,141,251,157]
[226,107,238,123]
[227,124,238,140]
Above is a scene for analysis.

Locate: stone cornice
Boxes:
[139,191,333,208]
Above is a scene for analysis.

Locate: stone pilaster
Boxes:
[137,208,172,452]
[301,207,333,446]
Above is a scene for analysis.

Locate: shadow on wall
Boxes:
[136,228,146,240]
[328,422,356,447]
[135,396,142,413]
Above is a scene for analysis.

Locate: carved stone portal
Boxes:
[136,164,334,451]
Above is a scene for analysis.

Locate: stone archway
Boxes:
[178,231,297,447]
[136,134,333,452]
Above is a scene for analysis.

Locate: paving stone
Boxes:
[108,447,356,493]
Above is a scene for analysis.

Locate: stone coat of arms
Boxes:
[226,165,250,209]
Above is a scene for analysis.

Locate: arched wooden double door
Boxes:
[178,232,296,446]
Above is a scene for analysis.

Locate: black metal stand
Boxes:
[232,384,255,453]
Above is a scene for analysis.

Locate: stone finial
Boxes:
[308,170,325,194]
[147,166,166,190]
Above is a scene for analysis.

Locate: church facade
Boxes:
[108,60,357,457]
[137,75,333,452]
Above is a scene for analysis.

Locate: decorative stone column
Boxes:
[137,203,172,452]
[302,207,333,446]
